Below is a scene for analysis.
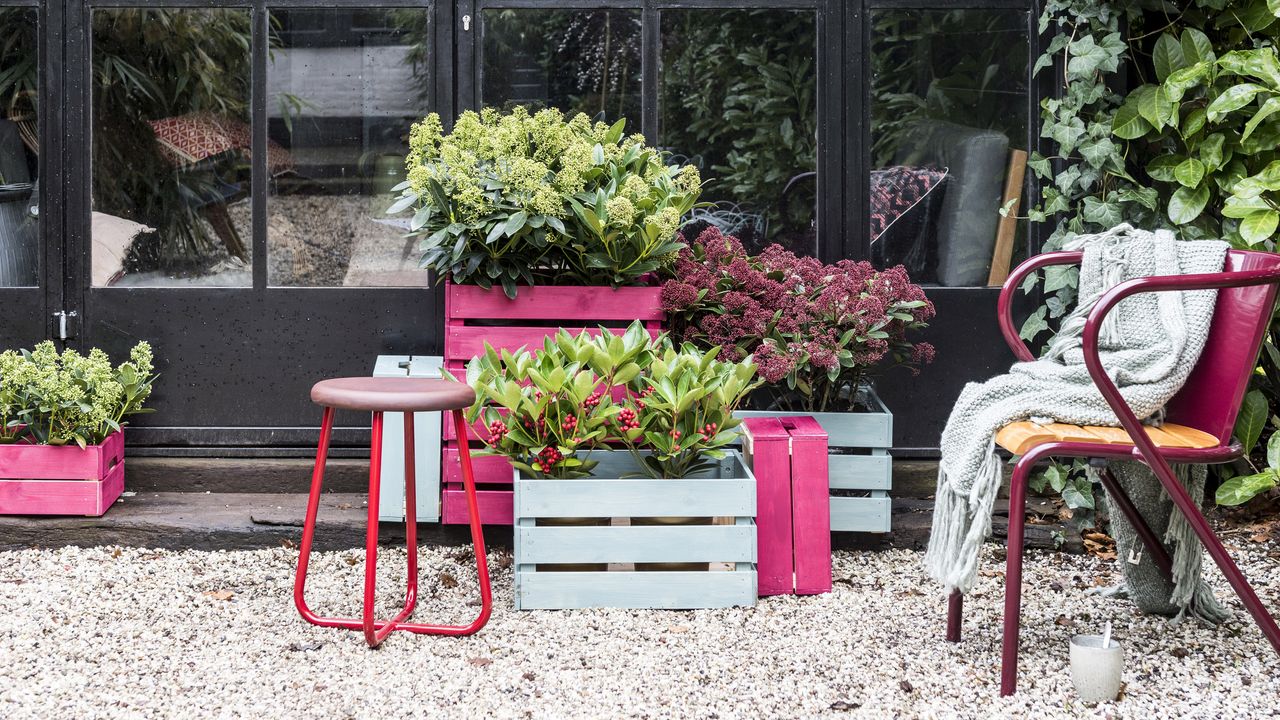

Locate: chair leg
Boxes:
[946,590,963,642]
[1143,454,1280,655]
[1096,466,1174,581]
[294,406,335,625]
[1000,453,1032,696]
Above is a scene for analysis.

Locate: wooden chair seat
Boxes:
[994,421,1219,456]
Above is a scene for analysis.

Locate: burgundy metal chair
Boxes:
[946,248,1280,696]
[294,377,492,647]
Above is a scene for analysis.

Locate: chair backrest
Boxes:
[1165,249,1280,445]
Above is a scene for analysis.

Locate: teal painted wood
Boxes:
[831,495,891,533]
[735,387,894,533]
[514,450,757,610]
[515,570,757,610]
[517,524,756,564]
[372,354,443,523]
[827,451,892,491]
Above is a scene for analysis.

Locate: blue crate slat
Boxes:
[827,451,892,491]
[830,495,891,533]
[517,524,757,564]
[515,569,757,610]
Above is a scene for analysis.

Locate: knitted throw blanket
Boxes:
[925,225,1228,593]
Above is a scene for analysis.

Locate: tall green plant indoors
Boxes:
[1028,0,1280,519]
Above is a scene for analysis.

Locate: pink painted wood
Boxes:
[0,460,124,516]
[442,280,665,525]
[441,486,513,525]
[980,248,1280,697]
[744,417,793,596]
[0,430,124,480]
[442,448,512,485]
[783,416,832,595]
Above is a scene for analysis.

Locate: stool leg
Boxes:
[294,406,335,626]
[362,411,386,646]
[402,411,419,616]
[388,409,492,636]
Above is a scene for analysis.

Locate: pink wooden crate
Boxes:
[0,432,126,516]
[442,280,664,525]
[742,417,831,596]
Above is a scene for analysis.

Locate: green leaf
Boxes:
[1235,389,1269,451]
[1174,158,1206,188]
[1206,84,1265,122]
[1215,471,1278,506]
[1181,28,1214,67]
[1136,85,1175,130]
[1153,33,1186,82]
[1044,464,1066,492]
[1019,306,1049,341]
[1243,96,1280,141]
[1112,98,1154,139]
[1267,431,1280,470]
[1240,210,1279,245]
[1147,155,1185,183]
[1062,478,1095,509]
[1168,184,1210,225]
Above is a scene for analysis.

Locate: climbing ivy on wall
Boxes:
[1026,0,1280,521]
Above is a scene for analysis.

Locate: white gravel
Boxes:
[0,541,1276,719]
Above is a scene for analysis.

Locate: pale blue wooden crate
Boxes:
[514,451,757,610]
[735,386,894,533]
[372,355,442,523]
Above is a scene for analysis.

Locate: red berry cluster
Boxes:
[583,390,603,409]
[699,422,718,441]
[561,414,578,433]
[635,385,655,410]
[486,419,509,441]
[533,446,563,474]
[616,407,640,432]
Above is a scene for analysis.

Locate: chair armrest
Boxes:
[1082,267,1280,457]
[998,251,1083,362]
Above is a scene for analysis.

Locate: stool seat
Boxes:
[311,377,475,412]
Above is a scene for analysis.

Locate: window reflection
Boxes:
[869,9,1029,287]
[0,9,38,287]
[267,8,432,287]
[482,9,642,124]
[660,9,818,256]
[91,9,253,287]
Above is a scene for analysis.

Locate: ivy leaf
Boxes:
[1020,306,1049,342]
[1215,471,1279,506]
[1079,137,1117,169]
[1168,184,1210,224]
[1240,210,1279,245]
[1044,265,1077,293]
[1206,84,1264,122]
[1082,197,1123,226]
[1027,152,1052,178]
[1043,463,1067,492]
[1235,389,1269,452]
[1115,186,1160,211]
[1174,158,1206,188]
[1153,32,1186,82]
[1067,33,1124,79]
[1062,478,1095,509]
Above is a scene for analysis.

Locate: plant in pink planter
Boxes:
[0,341,155,516]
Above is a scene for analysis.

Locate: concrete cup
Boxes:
[1069,634,1124,703]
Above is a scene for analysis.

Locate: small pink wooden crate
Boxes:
[0,431,126,516]
[442,281,664,525]
[743,416,831,596]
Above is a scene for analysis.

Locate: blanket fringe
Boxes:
[1165,464,1232,624]
[924,441,1004,593]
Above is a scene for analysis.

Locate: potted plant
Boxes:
[0,341,155,516]
[659,227,936,532]
[462,321,763,609]
[392,106,704,524]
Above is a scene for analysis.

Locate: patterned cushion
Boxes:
[869,165,948,241]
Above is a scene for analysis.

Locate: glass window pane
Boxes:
[660,9,818,256]
[869,9,1030,287]
[0,8,39,287]
[482,9,641,124]
[267,8,432,287]
[91,8,253,287]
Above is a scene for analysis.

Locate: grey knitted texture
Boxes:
[925,225,1229,593]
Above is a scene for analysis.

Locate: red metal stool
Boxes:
[293,377,492,647]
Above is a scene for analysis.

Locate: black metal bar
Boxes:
[251,3,267,290]
[640,0,658,141]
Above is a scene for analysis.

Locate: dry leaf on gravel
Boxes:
[468,657,492,667]
[439,571,459,588]
[202,590,235,601]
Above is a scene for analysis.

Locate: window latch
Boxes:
[53,310,78,341]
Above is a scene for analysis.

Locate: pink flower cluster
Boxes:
[661,227,935,409]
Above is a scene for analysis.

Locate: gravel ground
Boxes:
[0,542,1276,719]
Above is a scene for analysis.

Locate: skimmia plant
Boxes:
[0,341,155,447]
[394,107,703,298]
[462,321,758,479]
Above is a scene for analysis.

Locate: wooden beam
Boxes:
[988,148,1029,286]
